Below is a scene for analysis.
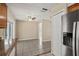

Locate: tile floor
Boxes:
[39,52,52,56]
[16,39,51,56]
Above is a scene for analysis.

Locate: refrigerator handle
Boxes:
[76,22,79,56]
[72,22,77,56]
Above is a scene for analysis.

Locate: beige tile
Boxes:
[16,39,51,56]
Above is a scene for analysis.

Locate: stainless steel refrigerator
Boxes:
[62,10,79,56]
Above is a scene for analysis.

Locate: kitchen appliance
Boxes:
[62,10,79,56]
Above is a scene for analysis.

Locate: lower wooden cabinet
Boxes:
[0,38,5,56]
[0,19,7,28]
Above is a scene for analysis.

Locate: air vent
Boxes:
[41,8,48,12]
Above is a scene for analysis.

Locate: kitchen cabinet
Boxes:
[67,3,79,13]
[0,3,7,28]
[0,37,5,56]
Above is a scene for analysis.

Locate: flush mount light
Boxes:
[27,16,36,21]
[0,16,5,19]
[28,16,32,21]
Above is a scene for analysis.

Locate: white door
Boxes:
[51,11,65,56]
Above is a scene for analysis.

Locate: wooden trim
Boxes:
[67,3,79,13]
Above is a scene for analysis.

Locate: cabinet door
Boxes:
[0,4,7,28]
[0,19,7,28]
[0,5,7,18]
[67,3,79,13]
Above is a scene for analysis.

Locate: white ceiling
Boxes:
[7,3,54,21]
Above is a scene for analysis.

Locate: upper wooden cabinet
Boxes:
[67,3,79,13]
[0,3,7,28]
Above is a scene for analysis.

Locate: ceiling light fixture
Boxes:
[27,16,36,21]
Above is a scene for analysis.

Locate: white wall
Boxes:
[51,12,63,56]
[16,21,39,40]
[51,4,67,56]
[42,20,52,42]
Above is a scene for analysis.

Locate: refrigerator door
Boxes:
[72,22,77,56]
[76,22,79,56]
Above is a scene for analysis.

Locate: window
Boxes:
[4,22,13,51]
